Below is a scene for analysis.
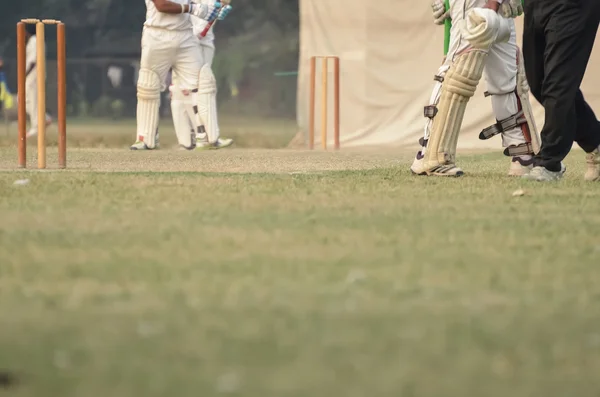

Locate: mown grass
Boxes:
[0,116,297,149]
[0,148,599,397]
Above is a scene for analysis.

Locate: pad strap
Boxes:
[424,75,444,119]
[483,89,514,97]
[424,105,438,119]
[479,110,527,140]
[504,142,534,156]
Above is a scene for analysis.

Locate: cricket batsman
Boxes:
[410,0,540,177]
[169,15,233,149]
[24,25,52,138]
[131,0,231,150]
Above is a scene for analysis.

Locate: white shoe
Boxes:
[410,149,427,176]
[196,137,234,150]
[130,140,155,150]
[584,148,600,181]
[410,149,463,177]
[215,137,234,148]
[179,143,196,151]
[522,163,566,181]
[508,155,534,176]
[130,130,159,150]
[426,164,464,177]
[26,129,37,138]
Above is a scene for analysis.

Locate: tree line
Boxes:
[1,0,300,118]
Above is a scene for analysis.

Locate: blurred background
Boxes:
[0,0,300,148]
[1,1,598,150]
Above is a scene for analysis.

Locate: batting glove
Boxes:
[217,4,232,20]
[189,1,222,22]
[431,0,449,25]
[499,0,523,18]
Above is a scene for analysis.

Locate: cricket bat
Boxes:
[199,0,231,38]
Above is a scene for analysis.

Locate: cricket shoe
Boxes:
[410,149,428,176]
[584,148,600,181]
[410,139,430,176]
[196,137,234,150]
[508,155,534,176]
[130,140,154,150]
[425,164,464,177]
[410,151,464,177]
[179,143,196,151]
[130,131,160,150]
[522,163,566,182]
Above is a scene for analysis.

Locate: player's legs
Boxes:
[169,77,196,149]
[25,83,38,137]
[133,28,175,150]
[172,36,208,144]
[422,49,487,176]
[417,4,514,176]
[523,0,598,180]
[481,23,538,176]
[201,45,215,67]
[411,0,473,176]
[196,64,218,145]
[175,37,231,149]
[193,45,233,149]
[193,45,212,146]
[410,63,449,174]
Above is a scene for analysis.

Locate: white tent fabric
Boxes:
[296,0,600,149]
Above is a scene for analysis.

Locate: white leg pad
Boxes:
[136,68,161,148]
[424,49,488,171]
[170,85,195,148]
[516,49,541,154]
[197,64,219,144]
[491,92,527,148]
[410,72,445,175]
[479,49,540,156]
[422,74,445,146]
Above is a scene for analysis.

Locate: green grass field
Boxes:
[1,119,600,397]
[0,116,298,149]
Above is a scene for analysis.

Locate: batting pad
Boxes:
[197,64,219,144]
[424,49,487,170]
[136,68,161,148]
[516,49,541,154]
[170,89,195,148]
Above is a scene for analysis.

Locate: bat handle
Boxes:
[199,20,216,38]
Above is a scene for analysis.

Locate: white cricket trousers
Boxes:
[25,79,50,134]
[171,44,214,87]
[140,27,203,91]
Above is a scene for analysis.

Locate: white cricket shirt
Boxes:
[144,0,193,31]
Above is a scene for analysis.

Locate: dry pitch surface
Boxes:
[1,123,600,397]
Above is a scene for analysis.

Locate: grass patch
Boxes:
[0,149,599,396]
[0,116,297,149]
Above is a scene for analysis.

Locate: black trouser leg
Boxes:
[522,5,544,103]
[573,90,600,153]
[523,0,600,171]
